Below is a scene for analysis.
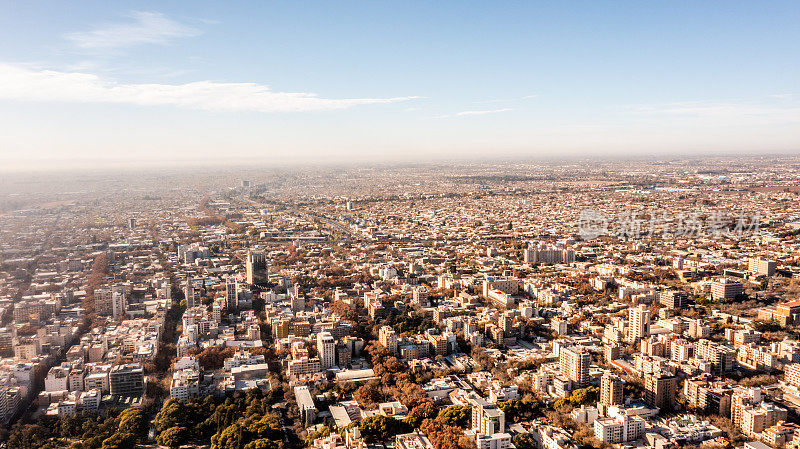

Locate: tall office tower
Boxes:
[644,372,677,411]
[94,288,113,316]
[246,251,269,285]
[627,304,650,343]
[111,292,127,318]
[316,332,336,369]
[379,326,398,354]
[128,218,136,230]
[600,373,624,408]
[499,312,515,337]
[225,277,238,311]
[185,277,195,309]
[560,345,590,388]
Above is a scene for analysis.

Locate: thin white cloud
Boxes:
[65,11,201,49]
[476,95,537,104]
[435,108,514,118]
[0,63,418,112]
[626,101,800,125]
[455,108,514,116]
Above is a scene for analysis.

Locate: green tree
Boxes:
[157,426,190,449]
[513,433,536,449]
[304,426,331,446]
[100,432,136,449]
[356,415,410,443]
[498,398,544,422]
[7,423,53,449]
[568,386,599,406]
[117,408,147,439]
[243,439,281,449]
[155,399,192,433]
[436,405,472,428]
[211,423,244,449]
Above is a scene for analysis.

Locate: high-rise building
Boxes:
[0,328,14,357]
[111,292,126,318]
[594,415,646,444]
[499,312,515,337]
[379,326,398,354]
[627,304,650,343]
[785,364,800,388]
[225,277,238,311]
[185,277,195,309]
[600,374,624,408]
[559,345,590,388]
[246,251,269,285]
[295,386,317,427]
[94,288,113,316]
[644,372,677,411]
[179,244,210,264]
[748,258,777,277]
[316,332,336,369]
[427,332,448,356]
[291,286,305,312]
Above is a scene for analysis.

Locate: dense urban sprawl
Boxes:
[2,157,800,449]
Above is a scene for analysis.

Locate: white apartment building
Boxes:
[379,326,398,354]
[475,432,512,449]
[317,332,336,369]
[593,414,646,444]
[627,304,650,343]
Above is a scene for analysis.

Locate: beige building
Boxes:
[627,304,650,343]
[644,372,677,411]
[379,326,398,354]
[711,278,743,301]
[599,373,624,415]
[559,345,590,388]
[748,258,776,276]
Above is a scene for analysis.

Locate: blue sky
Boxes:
[0,1,798,168]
